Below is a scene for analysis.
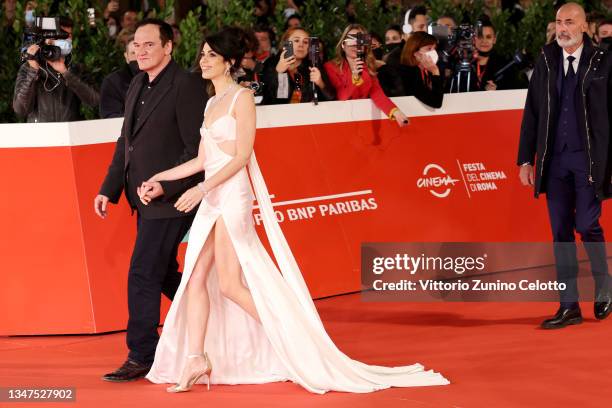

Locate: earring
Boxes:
[224,66,230,76]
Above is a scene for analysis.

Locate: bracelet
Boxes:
[388,107,398,120]
[197,182,208,195]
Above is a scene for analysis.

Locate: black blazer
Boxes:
[99,63,138,119]
[379,64,444,108]
[99,60,208,219]
[518,35,612,200]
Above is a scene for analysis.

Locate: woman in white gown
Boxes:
[140,27,449,394]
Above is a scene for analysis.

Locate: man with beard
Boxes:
[518,2,612,329]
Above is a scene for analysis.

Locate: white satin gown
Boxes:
[146,88,449,393]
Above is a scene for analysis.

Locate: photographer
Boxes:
[13,16,99,122]
[324,24,409,128]
[262,27,335,104]
[471,19,525,91]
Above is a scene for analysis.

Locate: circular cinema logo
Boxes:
[417,164,459,198]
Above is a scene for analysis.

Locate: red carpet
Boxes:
[1,294,611,408]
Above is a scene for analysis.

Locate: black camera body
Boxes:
[21,17,69,63]
[354,32,371,61]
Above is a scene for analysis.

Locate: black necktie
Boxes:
[566,55,576,79]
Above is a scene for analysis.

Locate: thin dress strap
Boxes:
[227,88,247,116]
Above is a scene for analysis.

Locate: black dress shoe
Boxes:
[102,359,151,382]
[541,307,583,329]
[594,295,612,320]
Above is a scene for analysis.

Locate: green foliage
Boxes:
[298,0,346,58]
[174,7,204,71]
[516,0,557,59]
[352,0,401,38]
[205,0,256,33]
[489,7,517,59]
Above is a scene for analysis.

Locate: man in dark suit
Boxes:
[99,35,140,118]
[94,18,207,380]
[518,3,612,329]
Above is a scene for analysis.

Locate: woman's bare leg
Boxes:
[175,226,215,388]
[214,217,261,322]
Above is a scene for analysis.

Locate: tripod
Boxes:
[449,51,476,93]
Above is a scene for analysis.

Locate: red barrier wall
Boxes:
[1,91,605,335]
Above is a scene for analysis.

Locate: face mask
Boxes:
[423,49,439,65]
[373,48,384,60]
[25,10,35,25]
[108,25,117,37]
[128,60,140,75]
[54,39,72,56]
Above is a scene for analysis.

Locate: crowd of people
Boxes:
[8,0,612,125]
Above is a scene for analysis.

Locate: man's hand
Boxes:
[48,57,67,74]
[26,44,40,70]
[519,164,534,186]
[138,181,164,205]
[94,194,110,219]
[485,80,497,91]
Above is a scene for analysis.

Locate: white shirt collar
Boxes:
[562,42,583,64]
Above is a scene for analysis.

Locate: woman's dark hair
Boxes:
[385,24,402,36]
[203,27,249,76]
[284,13,302,31]
[400,31,437,66]
[195,27,249,95]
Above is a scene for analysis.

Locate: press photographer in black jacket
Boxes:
[13,17,99,122]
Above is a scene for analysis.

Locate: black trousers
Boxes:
[126,213,194,365]
[546,151,610,308]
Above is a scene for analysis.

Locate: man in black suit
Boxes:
[99,35,140,118]
[518,3,612,329]
[94,18,207,380]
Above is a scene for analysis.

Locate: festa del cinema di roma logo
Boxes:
[417,161,508,198]
[416,163,459,198]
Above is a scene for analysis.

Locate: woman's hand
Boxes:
[309,67,324,88]
[485,80,497,91]
[276,50,297,73]
[393,110,410,128]
[351,57,364,78]
[417,52,440,75]
[174,186,205,213]
[138,179,164,205]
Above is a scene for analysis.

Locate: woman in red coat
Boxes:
[324,24,409,127]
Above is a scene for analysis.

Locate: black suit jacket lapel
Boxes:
[123,72,145,142]
[131,62,177,139]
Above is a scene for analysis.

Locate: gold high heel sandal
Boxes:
[166,353,213,393]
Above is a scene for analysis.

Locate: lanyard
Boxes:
[476,63,487,87]
[419,68,432,89]
[288,70,303,103]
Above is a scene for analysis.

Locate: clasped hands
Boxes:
[138,178,207,213]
